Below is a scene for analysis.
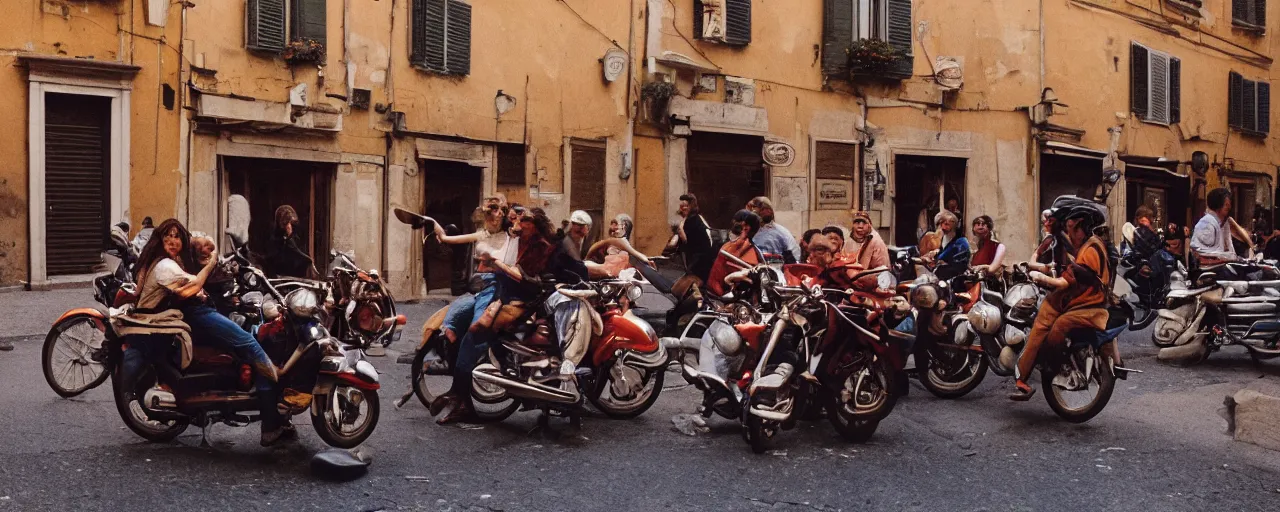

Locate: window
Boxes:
[410,0,472,75]
[496,143,526,186]
[1130,43,1181,125]
[246,0,326,53]
[814,141,858,180]
[822,0,913,79]
[1233,0,1267,31]
[1229,72,1271,135]
[693,0,752,46]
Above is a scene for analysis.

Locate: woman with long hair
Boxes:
[666,193,714,283]
[265,205,313,278]
[432,208,562,424]
[127,219,287,445]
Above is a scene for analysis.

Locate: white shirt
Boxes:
[474,228,517,271]
[138,258,194,310]
[1191,210,1237,261]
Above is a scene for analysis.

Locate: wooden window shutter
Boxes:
[246,0,287,52]
[822,0,855,76]
[292,0,327,45]
[445,0,472,75]
[411,0,447,72]
[693,0,704,40]
[1257,0,1268,27]
[1258,82,1271,134]
[1229,72,1244,128]
[724,0,752,46]
[1149,53,1169,124]
[1244,79,1258,132]
[496,144,526,186]
[1130,43,1149,120]
[1234,0,1249,23]
[815,142,858,180]
[886,0,914,79]
[1169,57,1181,124]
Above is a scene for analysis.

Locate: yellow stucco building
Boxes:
[1,0,1276,297]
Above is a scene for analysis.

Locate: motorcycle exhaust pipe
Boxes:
[617,344,669,369]
[471,364,580,404]
[143,387,177,410]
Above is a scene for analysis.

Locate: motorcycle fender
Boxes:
[317,370,382,392]
[591,313,660,367]
[1172,304,1207,347]
[734,322,768,352]
[55,308,106,326]
[417,307,451,351]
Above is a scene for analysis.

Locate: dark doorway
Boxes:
[421,160,482,292]
[1039,154,1103,217]
[1125,166,1189,231]
[225,157,333,277]
[570,140,607,246]
[687,132,766,230]
[892,155,967,246]
[44,93,111,276]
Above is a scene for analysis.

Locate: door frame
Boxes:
[28,82,132,288]
[888,149,970,245]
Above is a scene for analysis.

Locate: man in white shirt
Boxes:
[1190,188,1240,268]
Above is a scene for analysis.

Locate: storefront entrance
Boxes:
[686,132,766,230]
[1039,154,1103,216]
[1124,165,1190,231]
[421,159,482,293]
[225,157,333,277]
[893,155,967,246]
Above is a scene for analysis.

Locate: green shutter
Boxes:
[292,0,328,45]
[246,0,287,52]
[445,0,471,75]
[885,0,913,79]
[822,0,854,76]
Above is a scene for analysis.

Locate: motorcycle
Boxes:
[43,221,137,398]
[469,273,668,426]
[1154,257,1280,364]
[326,249,403,350]
[1117,222,1182,338]
[739,264,905,453]
[107,195,385,448]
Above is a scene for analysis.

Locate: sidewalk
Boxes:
[0,287,95,341]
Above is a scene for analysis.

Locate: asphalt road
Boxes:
[2,297,1280,511]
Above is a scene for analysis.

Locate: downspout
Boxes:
[625,0,637,216]
[179,1,192,225]
[1032,0,1046,247]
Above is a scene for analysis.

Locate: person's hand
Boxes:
[1028,271,1047,286]
[285,223,293,237]
[477,252,496,264]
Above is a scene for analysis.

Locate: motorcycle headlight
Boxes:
[966,301,1002,335]
[877,271,897,292]
[285,288,321,318]
[626,283,643,302]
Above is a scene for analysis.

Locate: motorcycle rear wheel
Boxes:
[44,313,111,398]
[311,385,380,449]
[589,363,666,419]
[919,346,988,399]
[1042,348,1116,424]
[112,367,189,442]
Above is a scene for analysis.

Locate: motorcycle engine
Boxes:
[609,362,645,400]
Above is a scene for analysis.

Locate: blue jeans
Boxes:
[443,273,497,339]
[120,334,173,391]
[182,304,281,430]
[448,275,498,396]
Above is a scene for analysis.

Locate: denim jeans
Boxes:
[443,273,497,339]
[448,275,498,397]
[120,334,173,392]
[182,304,281,430]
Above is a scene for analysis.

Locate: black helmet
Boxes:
[1050,195,1108,230]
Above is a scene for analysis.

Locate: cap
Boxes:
[852,210,872,224]
[570,210,593,226]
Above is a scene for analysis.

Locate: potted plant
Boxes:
[283,39,326,65]
[640,81,677,123]
[846,38,903,78]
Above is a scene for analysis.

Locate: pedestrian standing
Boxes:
[746,196,800,263]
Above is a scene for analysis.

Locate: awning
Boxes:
[1125,163,1184,179]
[1041,141,1107,160]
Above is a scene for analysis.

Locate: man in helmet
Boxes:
[1011,197,1115,400]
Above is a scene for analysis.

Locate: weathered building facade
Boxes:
[2,0,1277,297]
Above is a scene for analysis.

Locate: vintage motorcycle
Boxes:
[1117,222,1180,338]
[106,195,385,448]
[42,221,137,398]
[739,264,905,453]
[469,273,668,425]
[1153,257,1280,364]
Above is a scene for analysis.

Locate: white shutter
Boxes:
[1147,51,1171,125]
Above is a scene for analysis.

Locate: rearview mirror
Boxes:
[226,195,251,248]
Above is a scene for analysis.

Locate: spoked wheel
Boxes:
[1042,345,1117,424]
[312,384,380,448]
[919,345,989,399]
[828,352,898,442]
[44,313,112,398]
[410,345,452,409]
[467,354,520,423]
[589,362,666,419]
[111,366,188,442]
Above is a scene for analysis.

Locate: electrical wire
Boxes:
[557,0,627,53]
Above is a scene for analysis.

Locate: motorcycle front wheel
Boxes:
[742,405,778,454]
[312,384,380,448]
[589,362,666,419]
[919,345,988,399]
[44,313,111,398]
[1042,346,1117,424]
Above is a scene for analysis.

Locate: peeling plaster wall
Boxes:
[0,0,182,286]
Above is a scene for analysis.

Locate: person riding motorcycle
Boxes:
[1191,188,1247,279]
[708,210,765,297]
[842,211,890,289]
[921,210,970,281]
[120,218,287,445]
[1011,199,1116,401]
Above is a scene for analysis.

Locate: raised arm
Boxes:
[434,223,484,245]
